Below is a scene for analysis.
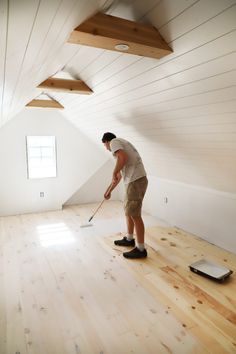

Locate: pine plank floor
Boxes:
[0,201,235,354]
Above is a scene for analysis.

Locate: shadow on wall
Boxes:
[114,108,188,154]
[102,0,172,27]
[113,108,236,193]
[102,0,175,43]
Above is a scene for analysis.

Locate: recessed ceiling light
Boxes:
[114,43,129,51]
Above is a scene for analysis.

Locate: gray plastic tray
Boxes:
[189,259,233,282]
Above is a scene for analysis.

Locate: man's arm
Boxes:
[104,149,128,199]
[104,172,122,199]
[112,149,128,184]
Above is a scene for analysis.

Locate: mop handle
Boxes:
[88,199,106,222]
[88,184,113,222]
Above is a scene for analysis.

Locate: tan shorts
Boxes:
[124,176,148,217]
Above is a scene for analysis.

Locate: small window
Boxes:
[26,136,57,179]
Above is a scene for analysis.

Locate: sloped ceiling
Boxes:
[1,0,236,193]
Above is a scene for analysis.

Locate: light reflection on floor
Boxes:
[37,223,75,247]
[36,213,167,248]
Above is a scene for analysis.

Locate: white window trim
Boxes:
[26,136,57,179]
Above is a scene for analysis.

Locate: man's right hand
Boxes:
[104,184,113,199]
[104,191,111,200]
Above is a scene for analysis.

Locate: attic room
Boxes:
[0,0,236,353]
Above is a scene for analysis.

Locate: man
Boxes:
[102,132,148,259]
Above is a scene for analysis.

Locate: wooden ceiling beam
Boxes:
[26,99,64,109]
[37,77,93,94]
[68,12,172,59]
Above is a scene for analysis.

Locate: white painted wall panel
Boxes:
[74,68,236,117]
[169,4,236,54]
[143,0,199,28]
[77,86,236,126]
[160,0,236,43]
[65,159,121,205]
[66,46,106,78]
[10,0,76,113]
[142,176,236,253]
[0,0,8,114]
[0,108,107,216]
[1,0,39,121]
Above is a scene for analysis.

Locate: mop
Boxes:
[80,184,113,228]
[80,198,106,228]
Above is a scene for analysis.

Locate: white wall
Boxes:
[65,159,121,205]
[141,176,236,254]
[0,108,107,216]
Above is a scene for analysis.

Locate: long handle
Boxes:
[88,184,113,222]
[88,199,106,222]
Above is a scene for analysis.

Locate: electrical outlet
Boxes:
[40,192,44,197]
[164,197,168,203]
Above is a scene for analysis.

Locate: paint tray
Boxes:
[189,259,233,282]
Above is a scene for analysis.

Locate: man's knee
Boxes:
[131,215,143,222]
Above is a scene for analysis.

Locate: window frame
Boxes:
[26,135,58,179]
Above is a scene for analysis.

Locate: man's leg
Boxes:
[123,213,147,258]
[114,177,148,253]
[123,177,148,259]
[113,215,135,247]
[126,215,134,235]
[132,216,144,244]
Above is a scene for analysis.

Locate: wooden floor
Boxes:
[0,201,235,354]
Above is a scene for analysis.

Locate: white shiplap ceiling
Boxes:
[1,0,236,193]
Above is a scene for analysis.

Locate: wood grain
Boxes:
[26,98,64,109]
[68,12,172,59]
[38,77,93,95]
[0,201,235,353]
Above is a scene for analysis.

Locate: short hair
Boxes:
[102,132,116,142]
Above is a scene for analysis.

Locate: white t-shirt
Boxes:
[110,138,146,184]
